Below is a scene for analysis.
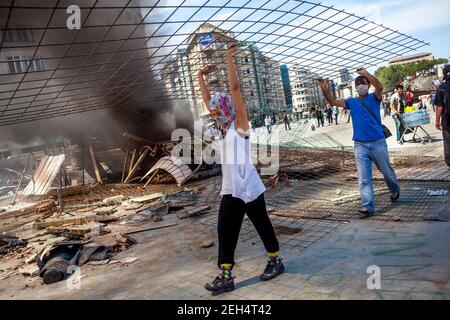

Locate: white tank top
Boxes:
[219,121,266,203]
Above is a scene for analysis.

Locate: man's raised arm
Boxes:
[316,78,347,109]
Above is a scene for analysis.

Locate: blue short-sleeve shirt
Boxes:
[345,93,384,142]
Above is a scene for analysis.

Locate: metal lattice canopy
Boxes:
[0,0,428,127]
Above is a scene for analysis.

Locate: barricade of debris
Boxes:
[0,133,220,285]
[0,184,214,284]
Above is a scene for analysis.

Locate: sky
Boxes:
[144,0,450,76]
[322,0,450,61]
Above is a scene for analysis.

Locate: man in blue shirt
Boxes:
[317,68,400,217]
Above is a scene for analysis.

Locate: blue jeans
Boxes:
[354,139,400,213]
[392,114,403,141]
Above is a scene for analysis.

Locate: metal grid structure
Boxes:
[265,180,450,223]
[0,0,428,126]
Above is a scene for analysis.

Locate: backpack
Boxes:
[437,82,450,117]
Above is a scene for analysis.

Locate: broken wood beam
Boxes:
[122,223,177,235]
[130,193,164,203]
[11,152,32,205]
[33,214,117,230]
[121,148,129,183]
[124,148,150,183]
[46,225,93,237]
[128,149,136,180]
[88,143,103,184]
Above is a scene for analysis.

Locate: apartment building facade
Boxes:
[161,23,286,125]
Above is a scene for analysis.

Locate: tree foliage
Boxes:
[374,58,447,90]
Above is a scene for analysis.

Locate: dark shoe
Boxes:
[204,275,235,295]
[260,259,285,281]
[358,209,375,219]
[390,190,400,203]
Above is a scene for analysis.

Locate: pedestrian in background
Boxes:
[264,115,272,134]
[390,85,407,143]
[283,112,291,130]
[333,105,339,124]
[326,105,333,125]
[383,93,391,117]
[406,88,414,107]
[435,64,450,170]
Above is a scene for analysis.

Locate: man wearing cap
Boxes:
[317,68,400,218]
[435,64,450,170]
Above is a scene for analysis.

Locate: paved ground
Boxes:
[253,112,442,151]
[1,213,449,300]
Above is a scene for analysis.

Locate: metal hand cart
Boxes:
[399,110,432,144]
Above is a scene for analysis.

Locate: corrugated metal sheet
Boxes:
[143,156,192,187]
[22,155,65,195]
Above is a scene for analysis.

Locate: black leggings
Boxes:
[217,193,280,267]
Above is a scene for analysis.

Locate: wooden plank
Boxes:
[130,193,164,203]
[122,223,177,235]
[11,152,32,204]
[128,149,136,178]
[124,148,149,183]
[47,225,93,236]
[121,149,129,183]
[33,214,117,230]
[88,143,103,184]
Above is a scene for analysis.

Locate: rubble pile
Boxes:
[0,182,213,285]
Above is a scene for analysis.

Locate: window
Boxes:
[4,30,37,43]
[7,56,45,73]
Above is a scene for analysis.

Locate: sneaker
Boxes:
[358,209,375,219]
[447,165,450,171]
[260,258,285,281]
[390,190,400,203]
[204,275,235,295]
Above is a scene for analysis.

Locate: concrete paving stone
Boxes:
[159,285,181,297]
[266,284,296,297]
[242,289,268,300]
[299,291,339,300]
[260,292,286,300]
[234,286,257,297]
[283,291,308,300]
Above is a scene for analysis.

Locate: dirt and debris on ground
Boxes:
[0,175,220,288]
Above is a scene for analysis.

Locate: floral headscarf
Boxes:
[208,92,235,132]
